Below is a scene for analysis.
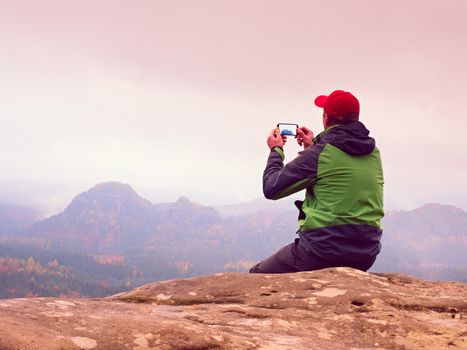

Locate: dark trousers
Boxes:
[249,238,376,274]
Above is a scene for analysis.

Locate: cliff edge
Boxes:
[0,267,465,349]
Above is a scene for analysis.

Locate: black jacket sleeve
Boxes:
[262,144,324,200]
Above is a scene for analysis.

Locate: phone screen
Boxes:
[277,123,299,137]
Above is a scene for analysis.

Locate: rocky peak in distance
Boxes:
[64,182,153,218]
[20,182,159,253]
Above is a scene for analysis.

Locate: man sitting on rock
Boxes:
[250,90,384,273]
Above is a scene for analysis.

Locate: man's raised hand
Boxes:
[296,126,314,149]
[267,128,286,149]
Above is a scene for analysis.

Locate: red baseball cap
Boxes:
[314,90,360,117]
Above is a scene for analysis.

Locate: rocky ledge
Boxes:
[0,267,466,350]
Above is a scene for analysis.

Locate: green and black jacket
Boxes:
[263,121,384,261]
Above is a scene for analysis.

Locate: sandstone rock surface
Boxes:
[0,267,466,350]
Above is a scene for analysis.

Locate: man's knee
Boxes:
[249,243,298,274]
[249,262,263,273]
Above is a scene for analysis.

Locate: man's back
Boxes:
[297,121,384,261]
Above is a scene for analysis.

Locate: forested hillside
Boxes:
[1,182,465,298]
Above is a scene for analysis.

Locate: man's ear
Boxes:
[323,112,329,128]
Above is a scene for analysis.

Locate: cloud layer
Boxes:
[1,0,466,210]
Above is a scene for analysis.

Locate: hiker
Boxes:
[250,90,384,273]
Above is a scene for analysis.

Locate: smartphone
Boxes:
[277,123,299,137]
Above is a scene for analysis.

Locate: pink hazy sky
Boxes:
[0,0,466,211]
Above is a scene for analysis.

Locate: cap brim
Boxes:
[314,95,327,108]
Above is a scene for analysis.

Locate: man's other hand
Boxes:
[267,128,285,149]
[296,126,314,149]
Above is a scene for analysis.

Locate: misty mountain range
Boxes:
[0,181,466,298]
